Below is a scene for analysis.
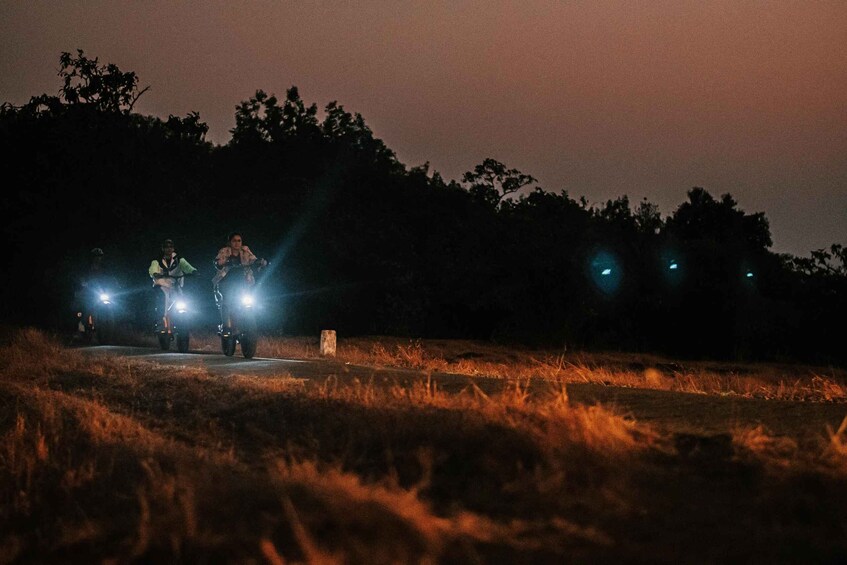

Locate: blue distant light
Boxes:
[669,262,679,270]
[589,250,621,295]
[746,271,754,278]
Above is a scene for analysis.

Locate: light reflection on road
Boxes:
[78,345,310,376]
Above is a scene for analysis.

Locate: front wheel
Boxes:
[221,335,236,357]
[241,332,257,359]
[176,332,190,353]
[158,333,171,351]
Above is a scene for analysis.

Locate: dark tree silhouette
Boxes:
[231,87,320,145]
[791,244,847,277]
[58,49,150,113]
[462,158,538,207]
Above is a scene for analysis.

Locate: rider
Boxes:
[212,231,267,286]
[74,247,118,333]
[149,239,197,330]
[213,232,267,331]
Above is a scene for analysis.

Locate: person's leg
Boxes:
[152,287,166,330]
[214,285,235,333]
[73,290,86,333]
[220,300,232,333]
[161,287,174,330]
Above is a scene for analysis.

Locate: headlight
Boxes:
[99,293,111,304]
[241,294,254,307]
[176,300,188,313]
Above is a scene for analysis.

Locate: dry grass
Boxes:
[824,415,847,473]
[5,329,847,562]
[0,329,646,562]
[195,333,847,402]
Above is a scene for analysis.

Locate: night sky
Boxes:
[1,1,844,256]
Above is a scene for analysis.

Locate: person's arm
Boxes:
[179,258,197,275]
[241,245,258,265]
[214,247,230,268]
[148,260,161,279]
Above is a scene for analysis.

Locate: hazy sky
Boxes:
[1,1,844,256]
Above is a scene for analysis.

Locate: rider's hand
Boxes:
[152,273,163,279]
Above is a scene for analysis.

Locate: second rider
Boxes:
[149,238,197,330]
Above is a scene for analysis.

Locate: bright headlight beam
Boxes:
[241,294,254,307]
[601,268,612,276]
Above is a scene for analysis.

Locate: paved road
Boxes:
[79,345,486,386]
[79,346,847,441]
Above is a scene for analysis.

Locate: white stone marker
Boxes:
[320,330,337,357]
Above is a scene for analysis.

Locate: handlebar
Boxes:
[153,272,198,280]
[214,259,269,270]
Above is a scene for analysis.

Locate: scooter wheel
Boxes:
[221,336,236,357]
[176,333,190,353]
[241,333,257,359]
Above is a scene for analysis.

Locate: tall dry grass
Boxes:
[0,329,651,562]
[5,329,846,562]
[238,334,847,402]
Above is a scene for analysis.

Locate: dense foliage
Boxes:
[2,51,844,363]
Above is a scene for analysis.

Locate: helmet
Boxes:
[90,248,104,257]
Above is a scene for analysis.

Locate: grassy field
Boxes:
[2,328,846,563]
